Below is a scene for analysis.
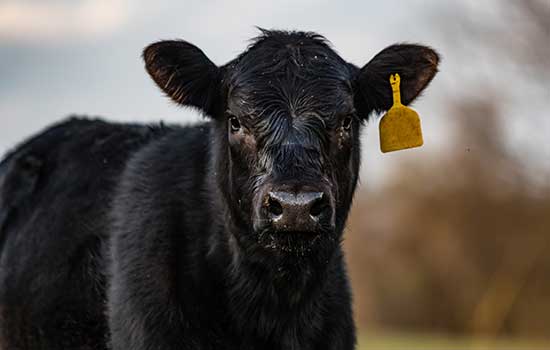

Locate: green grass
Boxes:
[358,332,550,350]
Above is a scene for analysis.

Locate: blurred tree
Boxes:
[345,0,550,339]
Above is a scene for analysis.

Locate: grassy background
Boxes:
[357,332,550,350]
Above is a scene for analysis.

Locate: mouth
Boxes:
[256,228,333,256]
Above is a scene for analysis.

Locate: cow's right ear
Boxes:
[143,40,221,116]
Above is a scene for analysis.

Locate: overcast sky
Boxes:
[1,0,548,188]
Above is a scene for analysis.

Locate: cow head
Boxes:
[143,30,439,270]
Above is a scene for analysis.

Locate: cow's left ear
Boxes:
[354,44,440,119]
[143,40,221,116]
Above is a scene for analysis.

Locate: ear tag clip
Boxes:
[379,73,423,153]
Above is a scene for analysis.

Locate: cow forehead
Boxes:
[228,75,352,114]
[227,35,352,85]
[224,32,357,122]
[226,55,354,118]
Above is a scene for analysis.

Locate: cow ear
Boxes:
[354,44,440,119]
[143,40,221,116]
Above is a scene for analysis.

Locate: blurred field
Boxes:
[357,332,550,350]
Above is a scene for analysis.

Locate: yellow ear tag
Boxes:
[379,73,423,153]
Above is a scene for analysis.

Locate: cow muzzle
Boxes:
[258,185,335,234]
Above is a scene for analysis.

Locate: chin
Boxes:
[255,228,340,265]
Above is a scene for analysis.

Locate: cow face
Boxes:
[143,30,439,266]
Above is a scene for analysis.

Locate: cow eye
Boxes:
[229,116,241,133]
[342,116,353,130]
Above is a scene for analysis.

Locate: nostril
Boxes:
[267,196,283,217]
[309,195,327,218]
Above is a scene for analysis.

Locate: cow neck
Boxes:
[211,218,335,343]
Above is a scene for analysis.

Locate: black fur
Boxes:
[0,30,439,349]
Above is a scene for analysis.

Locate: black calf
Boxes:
[0,29,439,349]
